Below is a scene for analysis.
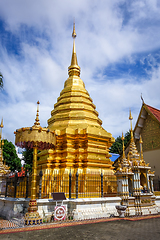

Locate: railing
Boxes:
[3,171,117,199]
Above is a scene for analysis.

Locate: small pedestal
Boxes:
[116,205,127,218]
[24,199,42,225]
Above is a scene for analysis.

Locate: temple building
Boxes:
[134,102,160,190]
[38,24,114,174]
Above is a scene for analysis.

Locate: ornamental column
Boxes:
[14,101,56,225]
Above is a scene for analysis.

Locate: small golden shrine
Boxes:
[115,111,157,216]
[38,23,114,174]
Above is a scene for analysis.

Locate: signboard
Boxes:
[54,206,66,221]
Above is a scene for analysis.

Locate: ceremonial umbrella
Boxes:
[14,101,56,225]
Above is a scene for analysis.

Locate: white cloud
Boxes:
[0,0,160,143]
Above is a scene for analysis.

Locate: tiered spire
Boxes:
[34,101,40,126]
[139,135,144,160]
[68,22,80,77]
[48,23,105,130]
[121,132,128,168]
[128,111,140,163]
[122,132,125,159]
[0,118,3,149]
[129,110,133,141]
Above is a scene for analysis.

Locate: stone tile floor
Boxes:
[0,216,160,240]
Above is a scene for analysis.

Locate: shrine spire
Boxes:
[68,22,80,77]
[129,110,134,141]
[34,101,40,126]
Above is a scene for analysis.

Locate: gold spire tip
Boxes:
[121,132,124,141]
[139,135,143,144]
[0,118,4,128]
[129,110,133,120]
[72,22,77,39]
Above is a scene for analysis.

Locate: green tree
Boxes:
[0,72,3,89]
[22,148,33,173]
[110,131,131,154]
[3,139,21,172]
[22,148,40,173]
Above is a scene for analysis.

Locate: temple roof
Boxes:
[146,104,160,122]
[134,102,160,140]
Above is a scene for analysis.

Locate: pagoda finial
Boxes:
[139,135,144,160]
[68,22,80,77]
[0,118,3,161]
[34,101,40,126]
[72,21,77,39]
[121,132,125,159]
[129,110,133,141]
[0,118,3,128]
[0,118,3,141]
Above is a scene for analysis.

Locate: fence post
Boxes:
[26,172,29,199]
[39,168,43,199]
[14,172,18,198]
[76,170,78,198]
[101,171,103,197]
[5,175,8,198]
[69,170,72,199]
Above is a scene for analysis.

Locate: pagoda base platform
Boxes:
[0,196,160,221]
[124,194,159,217]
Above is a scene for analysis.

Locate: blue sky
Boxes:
[0,0,160,143]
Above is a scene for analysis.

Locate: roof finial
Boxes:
[34,101,40,126]
[68,22,80,77]
[141,93,144,104]
[129,110,134,141]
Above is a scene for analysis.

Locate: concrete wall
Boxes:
[144,149,160,179]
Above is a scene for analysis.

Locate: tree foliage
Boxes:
[22,148,33,173]
[0,72,3,89]
[110,131,131,154]
[3,139,21,172]
[22,148,40,173]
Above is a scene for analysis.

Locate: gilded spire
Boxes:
[0,118,3,128]
[129,110,133,141]
[0,118,3,142]
[68,22,80,77]
[72,22,77,39]
[121,132,125,159]
[34,101,40,126]
[139,135,144,160]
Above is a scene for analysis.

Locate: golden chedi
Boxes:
[38,24,114,174]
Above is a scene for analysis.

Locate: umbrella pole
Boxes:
[25,143,42,225]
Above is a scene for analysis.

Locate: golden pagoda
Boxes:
[38,24,115,174]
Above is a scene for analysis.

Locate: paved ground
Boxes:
[1,217,160,240]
